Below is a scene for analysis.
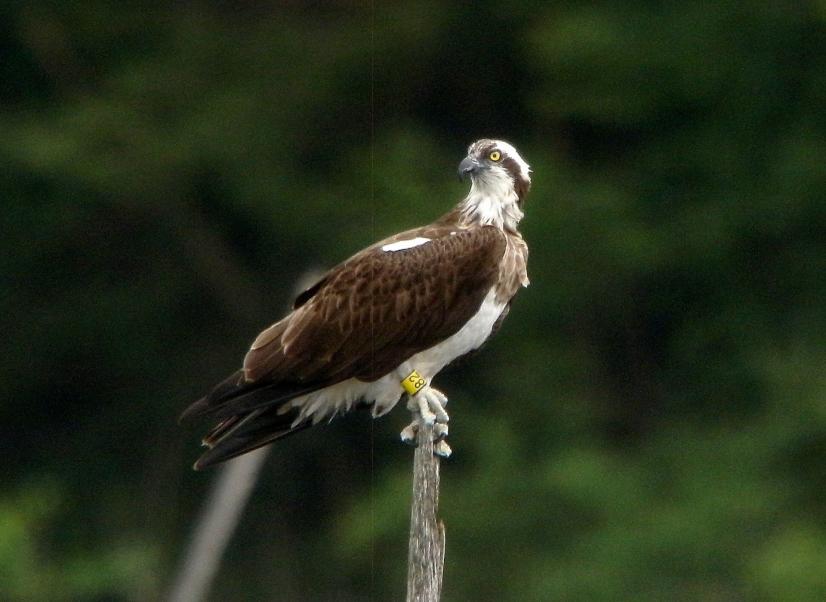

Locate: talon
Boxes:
[400,421,418,445]
[433,423,449,440]
[434,440,452,458]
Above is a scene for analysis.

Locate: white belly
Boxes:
[403,288,505,377]
[285,288,506,424]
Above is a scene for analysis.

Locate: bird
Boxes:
[181,139,531,469]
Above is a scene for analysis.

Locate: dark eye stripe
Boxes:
[500,156,530,199]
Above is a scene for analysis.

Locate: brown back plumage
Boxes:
[244,224,507,383]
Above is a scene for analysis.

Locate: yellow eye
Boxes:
[489,150,502,161]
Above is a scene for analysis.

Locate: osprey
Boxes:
[182,139,531,469]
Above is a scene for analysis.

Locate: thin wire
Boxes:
[369,1,376,599]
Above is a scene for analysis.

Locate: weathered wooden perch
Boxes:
[406,420,446,602]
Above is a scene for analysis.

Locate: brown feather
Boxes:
[241,224,506,384]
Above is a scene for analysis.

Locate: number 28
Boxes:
[407,374,426,391]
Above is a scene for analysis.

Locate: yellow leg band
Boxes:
[401,370,426,396]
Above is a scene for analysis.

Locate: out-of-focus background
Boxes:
[2,2,825,600]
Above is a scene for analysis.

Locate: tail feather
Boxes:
[207,381,324,422]
[180,369,326,423]
[182,369,334,469]
[178,370,251,422]
[193,404,310,470]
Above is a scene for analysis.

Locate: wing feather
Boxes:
[242,225,506,383]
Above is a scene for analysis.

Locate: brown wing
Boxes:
[243,225,507,383]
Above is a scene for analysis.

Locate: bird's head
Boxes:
[457,139,531,231]
[458,139,531,202]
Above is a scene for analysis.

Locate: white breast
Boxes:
[403,287,505,377]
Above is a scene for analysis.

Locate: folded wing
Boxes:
[182,225,506,468]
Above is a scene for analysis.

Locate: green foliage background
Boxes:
[2,2,825,600]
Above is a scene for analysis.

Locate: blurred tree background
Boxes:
[2,1,825,600]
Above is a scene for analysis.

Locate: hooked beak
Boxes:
[458,156,480,181]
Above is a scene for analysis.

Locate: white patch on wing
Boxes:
[283,287,506,424]
[381,237,431,252]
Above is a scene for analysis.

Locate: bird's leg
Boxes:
[400,385,451,457]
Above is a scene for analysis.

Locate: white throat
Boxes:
[459,166,524,230]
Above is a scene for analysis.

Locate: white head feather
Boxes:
[459,139,531,231]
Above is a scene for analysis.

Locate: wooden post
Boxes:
[406,421,446,602]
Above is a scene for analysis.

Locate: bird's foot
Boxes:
[400,421,452,457]
[400,420,448,444]
[434,439,452,458]
[401,385,451,457]
[404,385,449,425]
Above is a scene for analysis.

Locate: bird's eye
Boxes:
[489,150,502,162]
